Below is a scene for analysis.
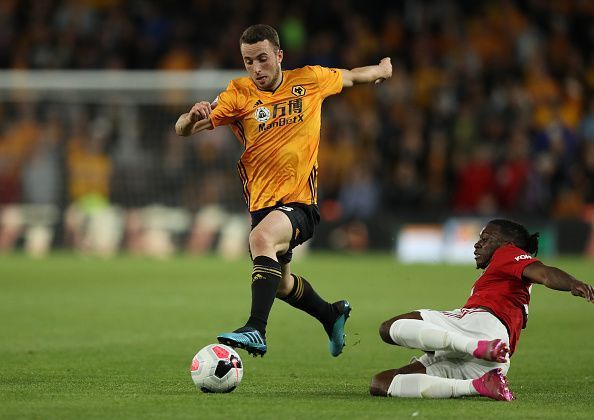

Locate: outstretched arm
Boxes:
[175,100,216,136]
[341,57,392,87]
[523,261,594,302]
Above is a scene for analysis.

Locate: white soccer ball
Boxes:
[190,344,243,393]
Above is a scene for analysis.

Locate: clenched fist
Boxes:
[189,101,215,122]
[375,57,392,84]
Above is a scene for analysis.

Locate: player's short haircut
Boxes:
[489,219,539,255]
[240,24,280,51]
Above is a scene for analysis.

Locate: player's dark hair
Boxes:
[489,219,539,255]
[240,24,280,50]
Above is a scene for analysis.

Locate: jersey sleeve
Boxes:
[308,65,343,98]
[209,80,243,128]
[491,245,539,281]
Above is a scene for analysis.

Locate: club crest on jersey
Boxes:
[254,106,271,122]
[292,85,306,97]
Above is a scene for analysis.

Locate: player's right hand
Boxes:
[189,101,214,122]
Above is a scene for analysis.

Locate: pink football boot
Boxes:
[473,339,510,363]
[472,368,515,401]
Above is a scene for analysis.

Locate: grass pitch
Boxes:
[1,253,593,419]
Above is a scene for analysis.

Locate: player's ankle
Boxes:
[236,324,266,338]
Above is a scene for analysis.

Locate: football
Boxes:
[190,344,243,393]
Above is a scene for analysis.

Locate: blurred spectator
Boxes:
[110,104,153,207]
[339,163,379,220]
[383,157,424,212]
[424,129,449,209]
[583,142,594,204]
[580,98,594,144]
[0,103,40,204]
[66,109,112,202]
[1,0,594,254]
[159,44,196,70]
[156,131,189,207]
[520,152,555,215]
[22,108,64,205]
[496,128,531,212]
[453,145,497,215]
[64,108,118,256]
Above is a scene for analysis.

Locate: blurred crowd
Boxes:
[1,0,594,254]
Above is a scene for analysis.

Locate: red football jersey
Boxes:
[464,244,539,355]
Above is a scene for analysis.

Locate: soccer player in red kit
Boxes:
[369,219,594,401]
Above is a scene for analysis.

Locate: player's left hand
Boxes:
[571,281,594,303]
[375,57,392,84]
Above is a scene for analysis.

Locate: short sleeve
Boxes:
[209,81,242,128]
[308,65,343,98]
[491,245,539,280]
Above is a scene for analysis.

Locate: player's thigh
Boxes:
[249,210,293,254]
[418,309,508,343]
[424,357,510,379]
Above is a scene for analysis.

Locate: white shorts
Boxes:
[414,308,511,380]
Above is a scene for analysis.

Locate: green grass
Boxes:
[1,253,592,419]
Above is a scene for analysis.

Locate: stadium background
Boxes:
[2,2,594,418]
[0,0,593,259]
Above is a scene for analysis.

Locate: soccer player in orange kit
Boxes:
[176,24,392,357]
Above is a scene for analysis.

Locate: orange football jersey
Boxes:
[209,65,343,212]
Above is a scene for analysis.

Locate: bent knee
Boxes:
[370,370,397,396]
[249,229,274,253]
[379,320,394,344]
[369,376,387,397]
[379,312,423,344]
